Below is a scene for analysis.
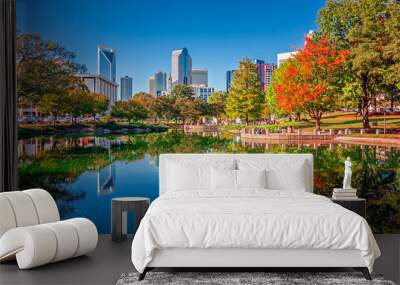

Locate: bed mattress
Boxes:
[131,190,380,273]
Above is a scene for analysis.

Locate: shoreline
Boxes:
[18,124,168,138]
[335,136,400,147]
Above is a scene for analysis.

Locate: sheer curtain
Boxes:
[0,0,17,192]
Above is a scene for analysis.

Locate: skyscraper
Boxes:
[262,63,276,89]
[226,70,236,92]
[148,76,155,96]
[191,68,208,87]
[254,60,276,91]
[154,71,167,96]
[254,59,265,87]
[97,46,116,82]
[120,76,133,101]
[171,48,192,86]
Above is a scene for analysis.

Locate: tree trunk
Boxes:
[315,119,321,130]
[390,95,394,112]
[360,77,370,129]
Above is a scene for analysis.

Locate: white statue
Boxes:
[343,157,352,190]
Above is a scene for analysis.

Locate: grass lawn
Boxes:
[223,112,400,132]
[315,112,400,131]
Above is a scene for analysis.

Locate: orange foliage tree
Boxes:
[274,35,349,129]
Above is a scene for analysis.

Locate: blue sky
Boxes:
[17,0,326,93]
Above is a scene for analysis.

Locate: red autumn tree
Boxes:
[274,35,349,129]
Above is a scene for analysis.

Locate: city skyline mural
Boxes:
[15,0,400,237]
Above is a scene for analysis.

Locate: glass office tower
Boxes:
[98,46,116,82]
[192,68,208,87]
[226,70,236,92]
[171,48,192,86]
[120,76,133,101]
[154,71,167,96]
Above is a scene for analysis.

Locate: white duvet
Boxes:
[131,190,380,273]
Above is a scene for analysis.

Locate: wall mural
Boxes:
[16,0,400,234]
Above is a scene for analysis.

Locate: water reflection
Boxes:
[18,131,400,234]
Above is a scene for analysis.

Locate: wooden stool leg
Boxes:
[112,202,126,241]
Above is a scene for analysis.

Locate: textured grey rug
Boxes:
[116,272,396,285]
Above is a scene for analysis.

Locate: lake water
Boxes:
[18,131,400,234]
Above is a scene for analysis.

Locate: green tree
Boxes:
[65,89,92,124]
[208,91,227,120]
[132,92,156,121]
[318,0,361,50]
[225,59,264,124]
[36,93,69,126]
[91,94,109,121]
[151,96,178,122]
[382,1,400,111]
[318,0,400,128]
[170,84,195,100]
[169,84,199,125]
[347,0,388,128]
[111,100,148,124]
[16,33,86,107]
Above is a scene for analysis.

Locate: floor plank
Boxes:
[1,234,398,285]
[0,235,133,285]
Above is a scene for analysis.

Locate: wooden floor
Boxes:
[0,234,398,285]
[0,235,134,285]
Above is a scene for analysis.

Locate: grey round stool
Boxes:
[111,197,150,242]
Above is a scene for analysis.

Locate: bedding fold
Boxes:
[131,190,380,273]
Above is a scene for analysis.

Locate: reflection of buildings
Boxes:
[96,153,116,196]
[147,155,159,168]
[95,137,117,196]
[18,136,123,156]
[18,137,55,157]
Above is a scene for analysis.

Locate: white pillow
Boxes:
[238,159,307,191]
[265,161,306,191]
[166,159,236,192]
[236,169,267,189]
[211,168,236,190]
[167,162,209,191]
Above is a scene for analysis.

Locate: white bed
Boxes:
[131,154,380,280]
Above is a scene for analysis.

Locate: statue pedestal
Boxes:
[332,188,358,200]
